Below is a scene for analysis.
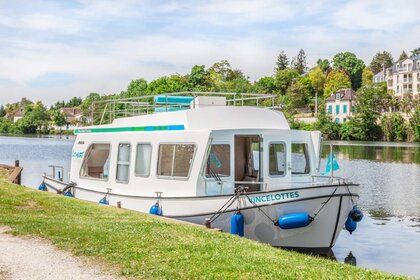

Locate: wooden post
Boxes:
[14,160,21,185]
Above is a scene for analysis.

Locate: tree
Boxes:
[316,59,331,73]
[308,67,326,95]
[189,65,207,90]
[52,110,67,134]
[16,101,50,134]
[291,49,307,75]
[332,52,366,90]
[381,113,407,142]
[285,81,309,112]
[66,97,82,107]
[410,106,420,142]
[323,70,351,98]
[399,50,408,61]
[0,105,5,117]
[254,76,277,94]
[274,69,300,95]
[362,68,374,86]
[369,51,394,74]
[275,51,289,74]
[124,79,148,97]
[411,47,420,57]
[346,83,388,140]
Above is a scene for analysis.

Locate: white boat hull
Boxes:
[43,176,358,251]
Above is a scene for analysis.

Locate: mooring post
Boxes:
[14,160,21,185]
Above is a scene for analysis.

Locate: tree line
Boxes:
[0,47,419,141]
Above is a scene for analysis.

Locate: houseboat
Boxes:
[41,93,360,252]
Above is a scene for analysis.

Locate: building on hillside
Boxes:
[325,88,357,123]
[5,109,24,123]
[373,70,386,83]
[374,55,420,99]
[59,107,84,129]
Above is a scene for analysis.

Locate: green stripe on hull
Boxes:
[74,125,185,134]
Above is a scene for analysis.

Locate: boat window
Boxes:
[251,142,260,171]
[291,143,310,174]
[206,144,230,177]
[80,143,111,180]
[135,143,152,177]
[116,143,131,183]
[269,143,286,176]
[157,144,195,178]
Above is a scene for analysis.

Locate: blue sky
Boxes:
[0,0,419,105]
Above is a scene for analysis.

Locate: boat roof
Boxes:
[75,106,290,134]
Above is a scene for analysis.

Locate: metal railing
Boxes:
[90,92,278,125]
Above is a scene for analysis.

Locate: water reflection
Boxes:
[323,141,420,164]
[344,251,357,266]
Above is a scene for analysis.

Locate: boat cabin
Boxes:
[71,104,322,198]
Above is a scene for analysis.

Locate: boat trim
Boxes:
[75,124,185,134]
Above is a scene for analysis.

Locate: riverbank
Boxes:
[0,179,406,279]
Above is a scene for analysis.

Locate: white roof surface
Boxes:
[108,106,290,131]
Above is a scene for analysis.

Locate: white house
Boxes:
[325,88,357,123]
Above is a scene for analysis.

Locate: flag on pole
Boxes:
[322,153,339,175]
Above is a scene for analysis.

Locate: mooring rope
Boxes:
[208,195,237,224]
[312,185,339,219]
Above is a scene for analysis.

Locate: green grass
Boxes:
[0,180,406,280]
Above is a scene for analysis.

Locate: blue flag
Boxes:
[322,153,339,176]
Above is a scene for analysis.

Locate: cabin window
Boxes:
[135,143,152,177]
[269,143,286,176]
[116,143,131,183]
[291,143,310,174]
[206,144,231,177]
[80,143,111,180]
[157,144,196,178]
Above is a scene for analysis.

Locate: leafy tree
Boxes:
[323,70,351,98]
[381,113,407,142]
[275,51,289,74]
[0,105,5,117]
[316,59,331,73]
[313,108,340,140]
[369,51,394,74]
[189,65,207,90]
[399,50,408,61]
[16,101,50,134]
[66,97,82,107]
[0,117,12,133]
[308,67,326,96]
[362,68,374,86]
[147,75,189,94]
[80,92,101,124]
[274,69,299,95]
[291,49,307,75]
[254,76,277,94]
[52,110,67,134]
[332,52,366,90]
[285,81,308,112]
[346,83,388,140]
[411,47,420,57]
[410,106,420,142]
[125,79,148,97]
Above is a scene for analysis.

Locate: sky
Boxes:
[0,0,419,106]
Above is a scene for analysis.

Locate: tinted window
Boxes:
[135,144,152,177]
[157,144,195,178]
[116,143,131,183]
[291,143,310,174]
[206,144,230,177]
[269,143,286,176]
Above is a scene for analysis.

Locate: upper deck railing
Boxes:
[90,92,278,125]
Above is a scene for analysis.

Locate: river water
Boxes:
[0,136,419,278]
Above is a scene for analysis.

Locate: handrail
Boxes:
[91,91,278,125]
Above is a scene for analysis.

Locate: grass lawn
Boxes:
[0,178,406,279]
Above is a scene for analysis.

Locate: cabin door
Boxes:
[234,135,262,192]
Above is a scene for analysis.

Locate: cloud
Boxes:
[0,0,418,105]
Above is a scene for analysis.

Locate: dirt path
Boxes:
[0,226,121,280]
